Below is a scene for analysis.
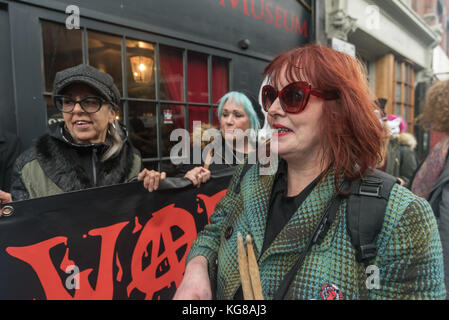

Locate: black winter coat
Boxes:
[10,122,142,201]
[0,128,22,192]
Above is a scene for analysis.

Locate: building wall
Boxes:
[0,0,312,170]
[325,0,439,159]
[0,3,16,136]
[413,0,449,52]
[413,0,449,150]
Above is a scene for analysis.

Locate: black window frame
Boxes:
[39,17,233,171]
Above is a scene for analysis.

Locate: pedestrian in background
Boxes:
[180,90,265,188]
[382,114,418,188]
[412,78,449,299]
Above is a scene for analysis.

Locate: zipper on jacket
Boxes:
[92,148,98,186]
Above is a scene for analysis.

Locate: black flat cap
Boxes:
[53,64,121,108]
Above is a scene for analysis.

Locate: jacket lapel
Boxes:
[259,171,337,262]
[242,165,276,257]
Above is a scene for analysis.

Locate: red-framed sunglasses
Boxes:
[261,81,339,114]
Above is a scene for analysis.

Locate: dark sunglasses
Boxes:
[261,81,339,114]
[54,95,110,114]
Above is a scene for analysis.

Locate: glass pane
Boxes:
[45,96,64,127]
[408,65,413,83]
[409,86,413,104]
[128,101,158,159]
[160,45,184,101]
[212,57,230,104]
[188,105,210,132]
[126,39,155,99]
[161,104,185,157]
[395,103,401,116]
[396,62,402,82]
[396,83,402,102]
[41,21,82,92]
[88,30,123,95]
[405,106,410,123]
[188,52,208,103]
[405,65,409,84]
[405,86,410,104]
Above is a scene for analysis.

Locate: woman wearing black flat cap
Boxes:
[1,64,163,201]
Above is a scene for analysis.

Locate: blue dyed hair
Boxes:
[217,91,261,131]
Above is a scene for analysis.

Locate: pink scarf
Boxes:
[411,136,449,199]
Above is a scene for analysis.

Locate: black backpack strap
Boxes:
[347,169,399,263]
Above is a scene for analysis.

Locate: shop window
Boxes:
[42,21,83,93]
[212,57,230,104]
[160,104,185,158]
[88,30,123,95]
[188,105,210,132]
[375,54,415,133]
[393,60,415,131]
[41,21,230,171]
[188,51,208,104]
[126,39,156,99]
[41,20,82,123]
[160,45,184,102]
[159,45,186,140]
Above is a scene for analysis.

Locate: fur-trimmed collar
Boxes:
[34,133,136,193]
[396,132,417,150]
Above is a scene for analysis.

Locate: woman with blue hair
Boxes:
[140,90,265,191]
[180,90,265,187]
[218,91,262,132]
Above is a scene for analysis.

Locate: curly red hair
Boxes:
[263,44,385,186]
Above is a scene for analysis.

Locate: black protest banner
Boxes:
[0,169,234,300]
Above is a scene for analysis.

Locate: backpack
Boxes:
[234,164,399,299]
[345,169,399,262]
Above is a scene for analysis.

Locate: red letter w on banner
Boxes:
[6,221,128,300]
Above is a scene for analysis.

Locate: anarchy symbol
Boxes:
[127,205,197,299]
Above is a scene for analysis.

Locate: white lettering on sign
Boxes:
[66,5,80,30]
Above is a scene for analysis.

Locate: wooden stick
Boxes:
[237,232,254,300]
[246,235,264,300]
[203,150,213,170]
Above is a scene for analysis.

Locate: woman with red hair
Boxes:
[174,44,445,300]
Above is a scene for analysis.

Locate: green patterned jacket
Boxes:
[186,164,446,300]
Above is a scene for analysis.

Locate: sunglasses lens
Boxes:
[281,84,306,113]
[262,86,277,112]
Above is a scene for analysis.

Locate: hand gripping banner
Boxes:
[0,168,235,300]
